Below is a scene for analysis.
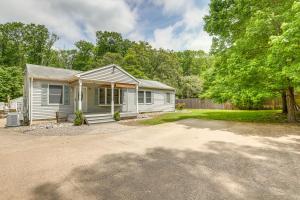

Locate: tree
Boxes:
[268,2,300,121]
[73,40,95,71]
[95,31,133,59]
[0,22,58,67]
[177,50,212,76]
[0,66,23,101]
[177,76,203,98]
[204,0,298,121]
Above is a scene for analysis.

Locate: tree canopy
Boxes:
[203,0,300,121]
[0,22,211,102]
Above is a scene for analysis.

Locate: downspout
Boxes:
[136,84,139,114]
[30,77,33,125]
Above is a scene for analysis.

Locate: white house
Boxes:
[23,64,175,124]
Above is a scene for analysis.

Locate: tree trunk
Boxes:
[281,91,288,114]
[286,86,297,122]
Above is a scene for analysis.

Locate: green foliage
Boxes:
[203,0,299,113]
[114,111,120,121]
[175,103,186,110]
[0,22,213,102]
[140,109,286,125]
[73,40,95,71]
[0,66,23,102]
[177,75,203,98]
[74,110,84,126]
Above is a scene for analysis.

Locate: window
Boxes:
[49,85,63,104]
[138,91,144,103]
[145,91,152,104]
[166,93,171,104]
[98,88,123,105]
[120,89,124,104]
[63,85,70,105]
[107,89,112,104]
[114,89,119,104]
[99,88,105,104]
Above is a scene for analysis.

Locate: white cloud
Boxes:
[0,0,137,48]
[0,0,211,51]
[149,0,212,52]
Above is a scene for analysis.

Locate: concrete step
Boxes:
[85,115,113,120]
[88,118,115,124]
[87,116,114,121]
[85,113,112,118]
[84,113,115,125]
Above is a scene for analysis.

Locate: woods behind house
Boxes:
[1,0,300,123]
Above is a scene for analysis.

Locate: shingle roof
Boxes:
[26,64,81,81]
[138,79,175,90]
[26,64,175,90]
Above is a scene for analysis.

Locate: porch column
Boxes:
[136,84,139,114]
[111,83,114,115]
[78,79,82,111]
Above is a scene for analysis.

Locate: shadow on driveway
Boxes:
[32,139,300,200]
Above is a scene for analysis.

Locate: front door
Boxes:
[75,87,88,112]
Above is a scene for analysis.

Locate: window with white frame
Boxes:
[166,93,171,104]
[138,91,152,104]
[49,85,63,104]
[145,91,152,104]
[98,88,123,105]
[99,88,105,104]
[138,91,144,103]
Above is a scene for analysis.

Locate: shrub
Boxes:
[176,103,186,110]
[74,110,84,126]
[114,111,120,121]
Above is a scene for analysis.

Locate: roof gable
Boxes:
[77,64,139,84]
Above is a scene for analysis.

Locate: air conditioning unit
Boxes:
[6,112,21,127]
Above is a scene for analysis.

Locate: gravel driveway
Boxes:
[0,119,300,200]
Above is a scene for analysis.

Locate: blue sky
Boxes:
[0,0,211,51]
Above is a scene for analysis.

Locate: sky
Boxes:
[0,0,211,52]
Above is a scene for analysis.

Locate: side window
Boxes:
[64,85,70,105]
[49,85,63,104]
[99,88,105,104]
[145,91,152,104]
[138,91,144,103]
[166,93,171,104]
[107,89,112,104]
[114,89,119,104]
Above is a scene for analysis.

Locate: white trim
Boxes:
[98,87,124,106]
[75,64,140,83]
[138,90,153,105]
[166,92,171,104]
[111,82,114,115]
[136,85,139,113]
[30,77,33,125]
[78,79,82,111]
[47,84,64,105]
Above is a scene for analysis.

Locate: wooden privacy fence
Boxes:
[176,99,234,109]
[176,98,287,110]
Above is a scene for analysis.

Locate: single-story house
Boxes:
[23,64,175,124]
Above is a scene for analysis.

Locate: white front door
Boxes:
[75,87,88,112]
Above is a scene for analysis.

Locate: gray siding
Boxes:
[32,80,74,120]
[80,66,138,84]
[138,89,175,113]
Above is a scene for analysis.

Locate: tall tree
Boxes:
[204,0,298,120]
[73,40,95,71]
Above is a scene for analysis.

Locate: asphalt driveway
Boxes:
[0,119,300,200]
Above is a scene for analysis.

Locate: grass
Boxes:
[140,109,287,125]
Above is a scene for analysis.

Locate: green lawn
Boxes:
[140,109,287,125]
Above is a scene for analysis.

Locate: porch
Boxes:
[71,79,139,123]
